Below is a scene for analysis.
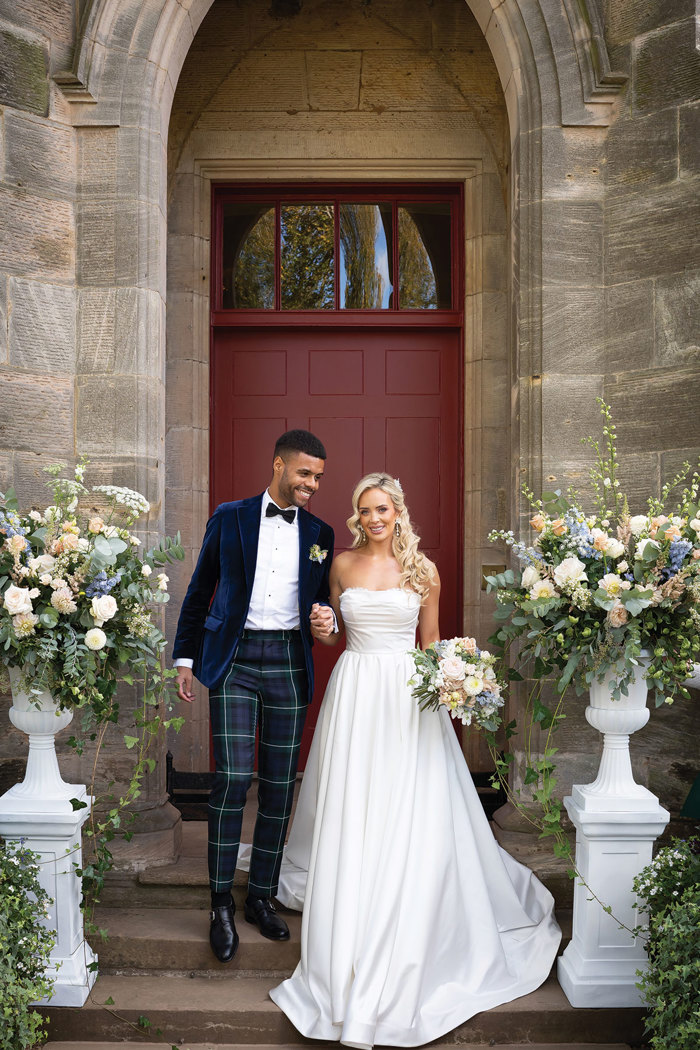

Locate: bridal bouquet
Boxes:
[409,637,505,730]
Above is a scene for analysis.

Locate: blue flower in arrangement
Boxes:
[85,570,123,597]
[662,539,693,579]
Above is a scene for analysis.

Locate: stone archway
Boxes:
[55,0,625,862]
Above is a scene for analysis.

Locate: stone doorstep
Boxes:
[43,1044,634,1050]
[90,906,574,977]
[42,974,646,1046]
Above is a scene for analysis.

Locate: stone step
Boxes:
[44,1043,633,1050]
[91,905,573,976]
[92,906,301,975]
[42,974,645,1045]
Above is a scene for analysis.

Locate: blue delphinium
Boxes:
[0,509,29,538]
[85,570,122,597]
[563,509,602,560]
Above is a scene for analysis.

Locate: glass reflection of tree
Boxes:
[281,205,334,309]
[340,205,385,308]
[232,209,275,309]
[398,210,437,309]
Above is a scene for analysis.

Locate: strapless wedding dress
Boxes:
[269,587,561,1048]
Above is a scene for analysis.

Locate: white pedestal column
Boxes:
[557,798,669,1007]
[0,670,97,1006]
[557,654,669,1007]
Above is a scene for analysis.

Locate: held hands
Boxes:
[310,602,335,640]
[176,666,195,703]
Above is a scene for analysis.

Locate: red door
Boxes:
[211,325,462,764]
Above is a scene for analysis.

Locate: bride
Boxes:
[269,473,561,1049]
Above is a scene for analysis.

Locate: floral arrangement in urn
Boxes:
[0,459,184,719]
[409,636,506,731]
[487,401,700,706]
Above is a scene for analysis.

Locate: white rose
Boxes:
[635,538,661,561]
[28,554,56,574]
[521,566,541,590]
[553,557,588,588]
[85,628,107,651]
[141,564,153,577]
[604,537,625,559]
[39,573,52,586]
[28,510,43,522]
[439,656,466,682]
[90,594,118,626]
[690,518,700,534]
[156,573,169,591]
[629,515,648,536]
[3,585,33,615]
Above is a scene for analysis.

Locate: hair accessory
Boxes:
[394,477,403,492]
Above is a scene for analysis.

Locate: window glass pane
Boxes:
[280,204,335,309]
[222,203,275,309]
[339,203,393,308]
[398,203,452,309]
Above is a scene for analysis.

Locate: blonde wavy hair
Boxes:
[346,473,436,600]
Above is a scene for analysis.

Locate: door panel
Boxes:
[212,325,461,766]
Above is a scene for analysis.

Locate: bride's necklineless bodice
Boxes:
[340,586,420,655]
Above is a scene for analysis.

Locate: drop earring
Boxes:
[394,522,401,537]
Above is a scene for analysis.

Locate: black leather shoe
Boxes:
[244,896,290,941]
[209,904,239,962]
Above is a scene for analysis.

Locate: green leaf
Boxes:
[123,735,139,749]
[70,798,88,811]
[104,996,115,1006]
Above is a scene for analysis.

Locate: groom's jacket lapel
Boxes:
[297,509,320,606]
[237,493,263,592]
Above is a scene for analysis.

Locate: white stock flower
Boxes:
[629,515,648,536]
[77,538,90,553]
[141,564,153,577]
[553,557,588,588]
[129,535,141,546]
[51,587,78,615]
[521,566,541,590]
[90,594,118,626]
[85,628,107,651]
[156,573,169,591]
[3,585,34,615]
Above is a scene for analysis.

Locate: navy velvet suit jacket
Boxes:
[172,494,334,701]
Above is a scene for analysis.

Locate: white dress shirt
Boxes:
[174,490,300,669]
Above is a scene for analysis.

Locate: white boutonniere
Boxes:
[309,544,328,564]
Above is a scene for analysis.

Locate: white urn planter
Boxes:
[558,653,669,1008]
[0,667,97,1006]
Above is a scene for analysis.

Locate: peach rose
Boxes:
[551,518,567,536]
[649,515,668,538]
[661,524,682,541]
[530,514,546,532]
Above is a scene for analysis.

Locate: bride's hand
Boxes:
[310,603,334,639]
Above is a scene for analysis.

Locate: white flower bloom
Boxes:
[141,564,153,577]
[102,525,120,539]
[599,573,631,598]
[13,611,38,638]
[553,557,588,588]
[85,627,107,651]
[629,515,648,536]
[618,560,629,573]
[521,566,541,590]
[28,510,43,522]
[635,538,661,561]
[690,518,700,534]
[3,585,33,616]
[44,505,62,522]
[129,535,141,546]
[156,573,169,591]
[50,577,67,590]
[439,656,466,682]
[39,573,53,586]
[77,538,90,553]
[530,578,557,600]
[90,594,118,626]
[463,675,484,696]
[604,537,625,559]
[51,587,78,615]
[5,534,28,556]
[28,553,56,574]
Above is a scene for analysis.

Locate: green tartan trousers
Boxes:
[208,629,308,898]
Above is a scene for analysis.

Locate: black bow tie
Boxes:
[266,503,296,524]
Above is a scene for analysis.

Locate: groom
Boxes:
[173,429,335,962]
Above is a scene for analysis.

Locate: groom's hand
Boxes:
[310,603,334,639]
[176,666,195,703]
